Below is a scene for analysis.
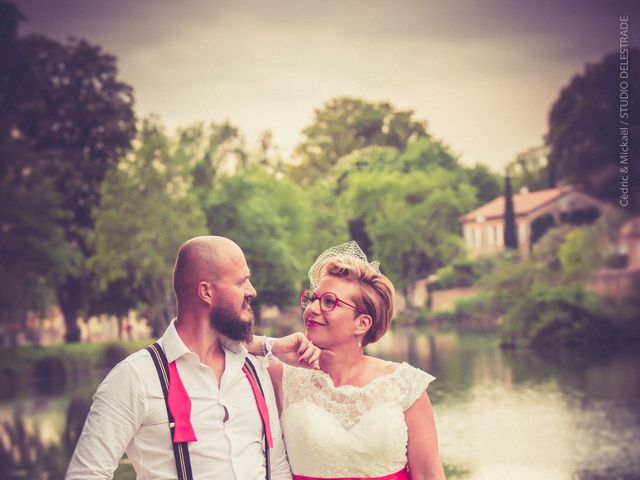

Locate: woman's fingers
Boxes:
[297,339,321,369]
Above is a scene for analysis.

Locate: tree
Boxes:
[503,175,518,250]
[290,97,428,184]
[343,169,476,320]
[182,120,249,204]
[547,49,640,211]
[0,183,80,343]
[91,117,207,335]
[203,169,311,315]
[506,146,549,193]
[1,13,136,340]
[463,164,502,204]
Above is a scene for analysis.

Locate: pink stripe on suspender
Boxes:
[242,365,274,448]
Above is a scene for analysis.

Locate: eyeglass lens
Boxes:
[301,290,338,311]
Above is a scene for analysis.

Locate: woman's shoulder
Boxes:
[365,357,434,381]
[366,358,436,410]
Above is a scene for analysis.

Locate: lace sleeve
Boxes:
[397,363,436,411]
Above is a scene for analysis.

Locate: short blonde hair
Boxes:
[319,257,395,347]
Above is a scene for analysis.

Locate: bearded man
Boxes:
[66,236,315,480]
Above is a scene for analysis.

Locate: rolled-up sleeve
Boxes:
[65,360,146,479]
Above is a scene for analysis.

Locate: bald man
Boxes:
[67,236,315,480]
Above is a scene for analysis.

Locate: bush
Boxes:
[433,256,495,290]
[500,285,614,349]
[32,355,68,393]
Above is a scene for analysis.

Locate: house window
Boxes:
[487,225,495,245]
[518,223,526,245]
[474,226,482,247]
[465,227,474,247]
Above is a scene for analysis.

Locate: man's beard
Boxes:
[209,301,254,342]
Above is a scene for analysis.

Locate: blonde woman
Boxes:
[257,242,446,480]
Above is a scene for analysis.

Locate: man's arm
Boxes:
[65,360,146,479]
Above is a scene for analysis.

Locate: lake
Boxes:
[2,328,640,479]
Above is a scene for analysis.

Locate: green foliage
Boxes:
[530,225,573,270]
[398,137,458,172]
[1,14,136,340]
[434,256,495,290]
[452,292,504,328]
[303,182,350,267]
[558,229,595,276]
[557,205,630,276]
[0,183,80,320]
[91,117,207,331]
[500,284,613,349]
[506,146,549,192]
[204,169,311,309]
[343,169,475,294]
[177,120,249,203]
[547,49,640,211]
[461,163,502,205]
[290,97,427,184]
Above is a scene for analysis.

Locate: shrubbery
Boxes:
[499,285,614,349]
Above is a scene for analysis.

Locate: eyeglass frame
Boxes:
[299,289,365,314]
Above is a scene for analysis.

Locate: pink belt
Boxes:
[293,467,410,480]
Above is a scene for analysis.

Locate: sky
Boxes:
[14,0,640,172]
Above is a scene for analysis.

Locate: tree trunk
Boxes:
[59,277,82,343]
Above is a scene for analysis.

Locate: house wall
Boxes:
[431,286,481,313]
[586,269,640,299]
[462,190,605,257]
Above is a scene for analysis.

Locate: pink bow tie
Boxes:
[166,361,273,448]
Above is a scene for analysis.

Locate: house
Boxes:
[587,216,640,299]
[459,185,605,256]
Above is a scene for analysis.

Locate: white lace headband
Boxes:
[308,241,381,290]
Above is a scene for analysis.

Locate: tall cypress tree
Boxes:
[503,175,518,250]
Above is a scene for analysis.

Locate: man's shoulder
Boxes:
[105,345,156,379]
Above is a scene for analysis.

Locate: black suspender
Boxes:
[146,343,194,480]
[145,342,271,480]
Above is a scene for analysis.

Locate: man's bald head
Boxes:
[173,236,243,305]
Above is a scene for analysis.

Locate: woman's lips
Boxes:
[305,320,324,327]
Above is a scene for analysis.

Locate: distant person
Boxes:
[260,241,446,480]
[66,236,318,479]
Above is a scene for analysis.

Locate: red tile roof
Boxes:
[460,185,575,223]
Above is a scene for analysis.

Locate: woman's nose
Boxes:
[307,298,322,314]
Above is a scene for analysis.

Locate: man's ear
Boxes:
[354,314,372,337]
[197,281,215,305]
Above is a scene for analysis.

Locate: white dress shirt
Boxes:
[66,320,292,480]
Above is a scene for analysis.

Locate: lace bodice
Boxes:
[281,362,435,477]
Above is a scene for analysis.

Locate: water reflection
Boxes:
[1,329,639,480]
[367,328,640,480]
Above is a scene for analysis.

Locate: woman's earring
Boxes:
[356,337,362,347]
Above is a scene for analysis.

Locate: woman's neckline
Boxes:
[315,360,407,391]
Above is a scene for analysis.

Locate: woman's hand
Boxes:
[272,332,322,369]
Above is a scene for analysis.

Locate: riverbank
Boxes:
[0,339,151,398]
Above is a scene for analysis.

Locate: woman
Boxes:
[260,242,446,480]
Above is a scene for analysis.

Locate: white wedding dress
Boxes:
[280,362,435,478]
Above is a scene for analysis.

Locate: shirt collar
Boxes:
[159,318,249,364]
[159,319,191,363]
